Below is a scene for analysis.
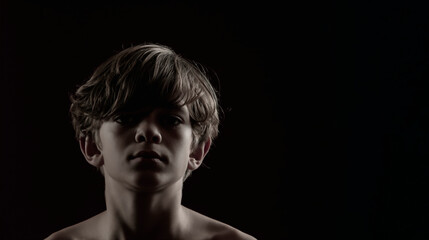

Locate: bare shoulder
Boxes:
[211,226,258,240]
[44,212,105,240]
[44,229,74,240]
[44,223,82,240]
[185,207,257,240]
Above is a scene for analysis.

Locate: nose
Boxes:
[135,119,162,144]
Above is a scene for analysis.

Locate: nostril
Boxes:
[136,135,146,143]
[135,126,161,143]
[151,135,161,143]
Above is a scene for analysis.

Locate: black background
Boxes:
[2,1,429,240]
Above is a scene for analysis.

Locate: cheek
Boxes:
[99,126,133,153]
[164,128,194,151]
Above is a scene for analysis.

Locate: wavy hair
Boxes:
[70,43,221,168]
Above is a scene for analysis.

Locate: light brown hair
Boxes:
[70,43,221,177]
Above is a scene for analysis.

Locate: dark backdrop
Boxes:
[1,1,429,240]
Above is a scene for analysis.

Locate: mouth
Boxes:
[129,150,166,163]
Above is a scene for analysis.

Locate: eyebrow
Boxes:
[122,105,187,115]
[159,106,190,119]
[161,106,188,115]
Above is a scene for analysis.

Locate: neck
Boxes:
[102,176,188,239]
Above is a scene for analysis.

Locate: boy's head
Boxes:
[69,43,220,179]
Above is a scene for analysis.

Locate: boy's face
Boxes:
[96,105,197,192]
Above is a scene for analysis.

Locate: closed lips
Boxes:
[130,151,165,162]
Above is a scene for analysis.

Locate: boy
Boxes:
[45,43,257,240]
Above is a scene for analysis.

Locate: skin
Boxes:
[45,105,256,240]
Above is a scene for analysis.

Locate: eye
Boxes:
[161,115,183,127]
[114,114,139,126]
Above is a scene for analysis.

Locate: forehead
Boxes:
[154,104,189,116]
[121,104,190,116]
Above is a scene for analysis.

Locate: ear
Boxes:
[188,138,211,171]
[79,135,104,168]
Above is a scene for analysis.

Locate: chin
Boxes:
[126,173,183,193]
